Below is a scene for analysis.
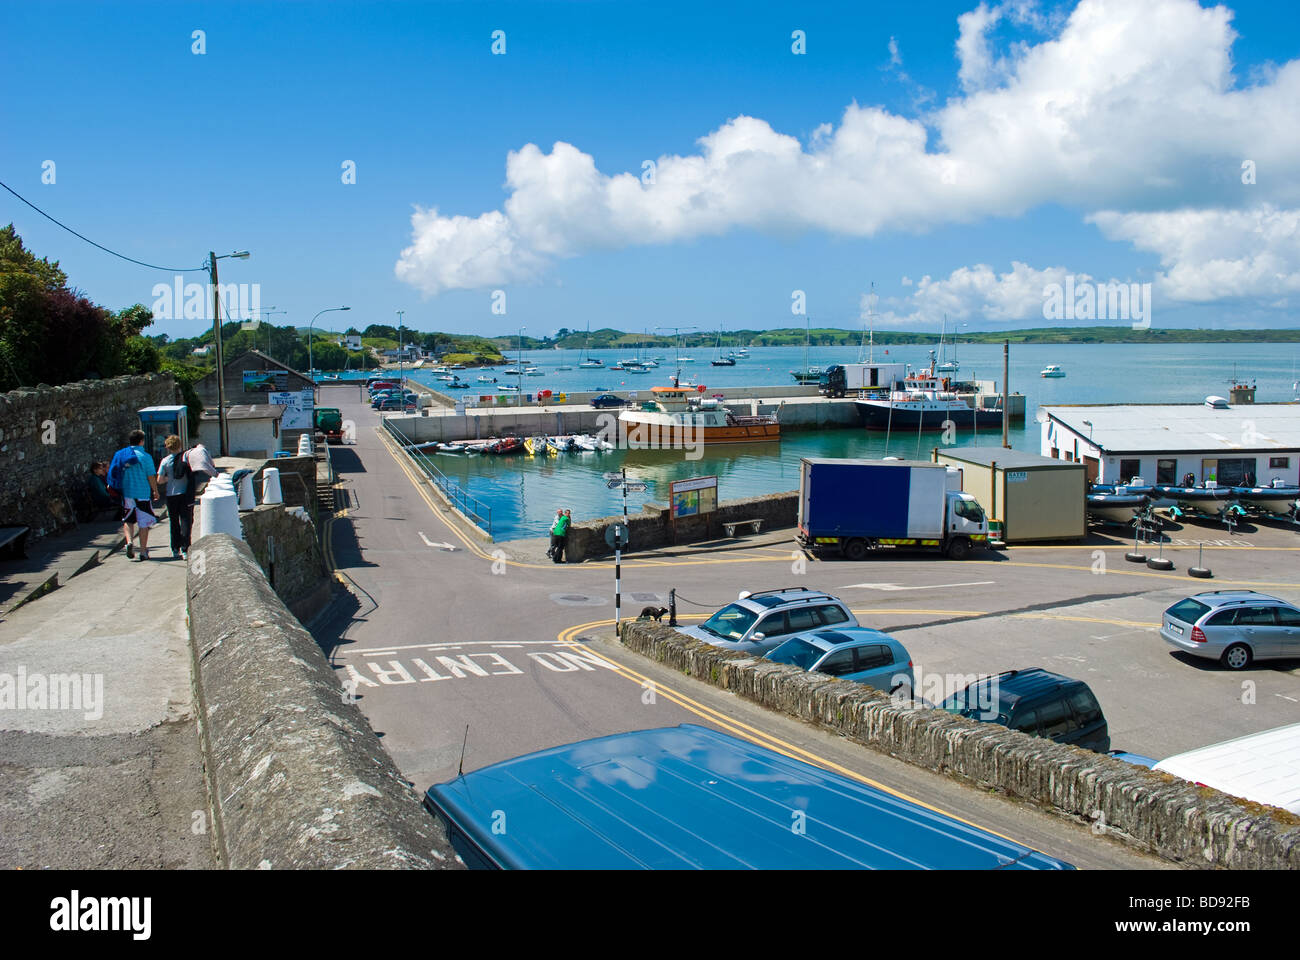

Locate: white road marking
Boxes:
[840,581,996,592]
[361,639,587,655]
[1276,694,1298,703]
[418,531,458,550]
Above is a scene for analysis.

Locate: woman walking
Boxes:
[157,435,193,559]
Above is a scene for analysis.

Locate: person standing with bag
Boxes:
[157,435,193,560]
[107,429,160,561]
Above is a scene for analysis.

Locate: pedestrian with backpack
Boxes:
[107,429,161,561]
[157,435,193,559]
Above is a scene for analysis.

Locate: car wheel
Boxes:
[842,538,868,562]
[1221,643,1252,670]
[946,537,972,561]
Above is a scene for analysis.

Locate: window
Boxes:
[1235,607,1276,626]
[854,645,893,670]
[766,639,824,671]
[700,604,759,641]
[1068,689,1102,726]
[755,613,789,638]
[1212,458,1255,487]
[953,500,985,522]
[1120,459,1141,483]
[785,607,820,633]
[1269,457,1290,470]
[1166,599,1210,624]
[816,650,856,677]
[1276,606,1300,627]
[816,605,851,626]
[1206,609,1238,626]
[1037,700,1078,738]
[1156,459,1177,485]
[1010,709,1039,734]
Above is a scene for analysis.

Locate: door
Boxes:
[1274,606,1300,660]
[841,643,895,690]
[1234,606,1279,657]
[1083,457,1100,483]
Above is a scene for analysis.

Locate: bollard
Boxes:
[1124,529,1147,563]
[298,434,313,455]
[237,472,256,510]
[669,588,677,627]
[262,467,283,505]
[1147,533,1175,571]
[196,487,242,540]
[1189,541,1213,578]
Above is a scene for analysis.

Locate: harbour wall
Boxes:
[565,491,799,561]
[0,373,177,539]
[186,534,462,869]
[237,503,333,624]
[619,620,1300,869]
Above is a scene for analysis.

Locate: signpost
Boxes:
[605,522,630,632]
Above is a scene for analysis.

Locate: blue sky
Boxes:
[3,0,1300,340]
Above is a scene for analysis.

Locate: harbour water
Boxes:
[363,342,1299,541]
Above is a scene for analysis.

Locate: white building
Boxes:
[1040,403,1300,487]
[339,335,362,351]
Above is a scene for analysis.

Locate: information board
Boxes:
[243,369,289,392]
[267,389,315,430]
[670,475,719,518]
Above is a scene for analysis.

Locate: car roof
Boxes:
[960,668,1084,707]
[796,627,899,652]
[425,724,1073,870]
[740,587,842,610]
[1190,590,1287,607]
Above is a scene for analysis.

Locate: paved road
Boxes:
[316,393,1300,869]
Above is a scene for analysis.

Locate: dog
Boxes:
[637,606,669,622]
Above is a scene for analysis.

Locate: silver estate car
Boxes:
[1160,591,1300,670]
[676,587,858,656]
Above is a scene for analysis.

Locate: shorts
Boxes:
[122,497,157,529]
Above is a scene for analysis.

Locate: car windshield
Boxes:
[1165,598,1211,624]
[765,639,824,671]
[700,603,759,640]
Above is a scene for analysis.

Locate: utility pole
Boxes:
[396,310,405,394]
[207,250,250,457]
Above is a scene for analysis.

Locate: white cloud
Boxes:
[395,0,1300,309]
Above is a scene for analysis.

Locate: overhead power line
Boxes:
[0,177,205,273]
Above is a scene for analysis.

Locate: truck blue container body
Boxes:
[797,458,989,560]
[424,724,1074,870]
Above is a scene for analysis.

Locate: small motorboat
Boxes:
[1041,364,1066,378]
[676,357,696,363]
[462,441,491,455]
[627,366,651,374]
[711,357,736,366]
[524,436,548,456]
[571,435,599,452]
[525,367,544,376]
[1086,490,1152,526]
[1153,480,1243,522]
[546,436,576,455]
[477,375,494,382]
[497,384,520,392]
[487,436,524,455]
[447,381,470,389]
[503,367,522,375]
[1231,479,1300,519]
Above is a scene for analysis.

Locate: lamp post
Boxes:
[308,306,351,388]
[396,310,405,394]
[517,325,525,407]
[208,249,251,457]
[256,307,289,358]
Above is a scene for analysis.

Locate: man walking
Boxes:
[107,429,161,561]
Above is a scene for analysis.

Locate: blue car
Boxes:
[423,724,1074,870]
[765,627,914,694]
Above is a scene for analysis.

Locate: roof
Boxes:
[964,668,1079,707]
[1154,723,1300,815]
[199,404,286,421]
[1042,403,1300,454]
[426,724,1073,869]
[806,627,899,649]
[937,447,1083,470]
[802,457,940,470]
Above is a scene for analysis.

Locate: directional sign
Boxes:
[605,523,630,550]
[602,472,623,482]
[606,479,623,489]
[623,482,648,493]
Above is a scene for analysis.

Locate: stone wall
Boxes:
[238,504,332,623]
[0,374,177,538]
[186,534,462,869]
[255,454,317,518]
[565,491,798,561]
[619,621,1300,869]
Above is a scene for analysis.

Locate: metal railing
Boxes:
[382,418,493,536]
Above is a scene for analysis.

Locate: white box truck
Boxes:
[796,458,990,560]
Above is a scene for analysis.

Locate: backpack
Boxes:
[172,451,191,480]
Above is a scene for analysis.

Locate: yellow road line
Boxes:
[557,621,1035,848]
[968,558,1300,589]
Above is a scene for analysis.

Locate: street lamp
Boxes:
[517,325,525,406]
[208,249,250,457]
[396,310,405,394]
[308,306,351,386]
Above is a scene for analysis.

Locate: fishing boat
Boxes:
[856,356,1004,430]
[1041,364,1066,378]
[618,385,780,446]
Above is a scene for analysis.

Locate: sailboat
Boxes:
[578,321,603,368]
[790,317,821,383]
[711,320,736,366]
[936,315,959,373]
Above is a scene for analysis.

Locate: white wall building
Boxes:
[1040,403,1300,487]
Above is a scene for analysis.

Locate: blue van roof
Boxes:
[425,724,1073,870]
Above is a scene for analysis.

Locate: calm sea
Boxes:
[362,342,1300,541]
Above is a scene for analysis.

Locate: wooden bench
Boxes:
[0,525,30,559]
[722,519,764,538]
